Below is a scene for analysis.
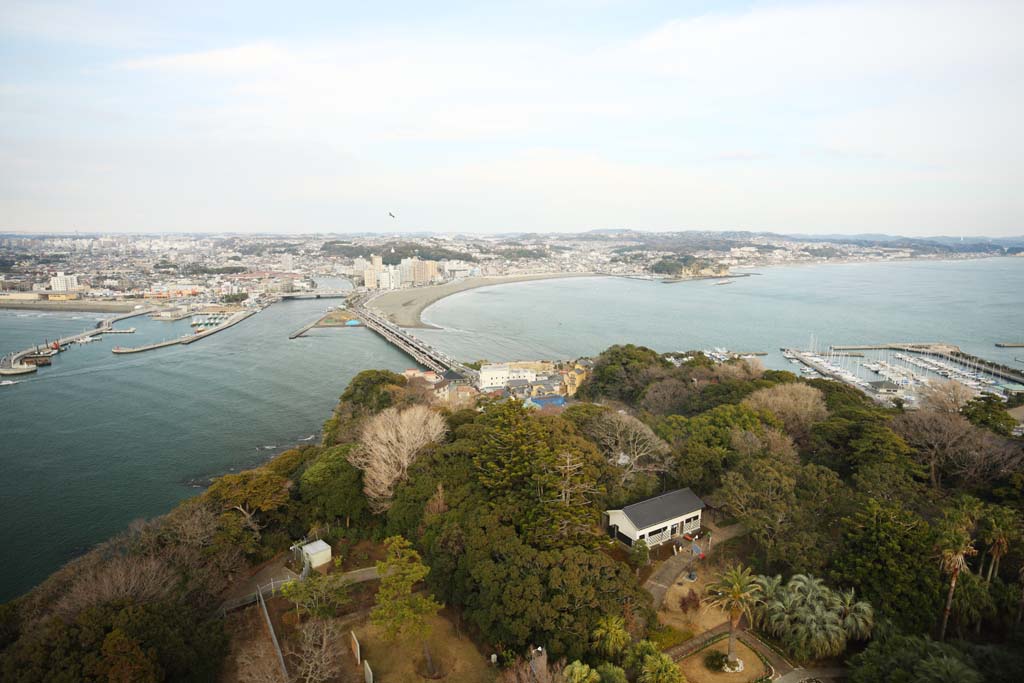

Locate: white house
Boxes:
[604,488,705,547]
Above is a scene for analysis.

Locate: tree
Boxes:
[976,504,1019,584]
[595,663,628,683]
[371,536,443,675]
[830,499,942,633]
[577,344,670,404]
[300,445,366,526]
[702,564,762,667]
[742,382,828,444]
[207,468,290,532]
[561,660,601,683]
[937,522,977,641]
[637,653,683,683]
[754,574,873,660]
[918,380,976,414]
[339,369,407,412]
[590,614,630,661]
[280,572,350,621]
[893,411,984,489]
[585,412,671,486]
[849,633,982,683]
[290,618,344,683]
[348,405,447,512]
[623,640,659,679]
[961,394,1017,436]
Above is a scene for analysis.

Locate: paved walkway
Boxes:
[776,667,847,682]
[664,621,795,678]
[643,520,747,609]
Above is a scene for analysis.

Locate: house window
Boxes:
[671,523,679,535]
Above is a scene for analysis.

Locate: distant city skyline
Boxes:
[2,0,1021,236]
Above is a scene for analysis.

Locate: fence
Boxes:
[219,577,292,616]
[257,588,289,681]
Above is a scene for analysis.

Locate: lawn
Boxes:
[678,638,768,683]
[355,612,497,682]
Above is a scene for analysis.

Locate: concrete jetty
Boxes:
[113,309,256,354]
[1,307,155,375]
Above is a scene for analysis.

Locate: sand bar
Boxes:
[368,272,599,328]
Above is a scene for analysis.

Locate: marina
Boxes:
[782,342,1024,407]
[113,309,257,354]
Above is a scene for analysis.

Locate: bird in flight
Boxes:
[388,212,396,219]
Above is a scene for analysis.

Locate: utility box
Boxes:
[301,540,332,569]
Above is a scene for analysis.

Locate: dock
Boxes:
[1,307,154,375]
[831,343,1024,387]
[113,309,257,354]
[996,343,1024,348]
[289,317,323,340]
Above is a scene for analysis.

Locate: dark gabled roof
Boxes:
[620,488,705,530]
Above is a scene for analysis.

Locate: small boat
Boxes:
[0,380,19,387]
[714,279,735,286]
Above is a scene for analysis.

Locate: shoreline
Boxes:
[368,272,600,328]
[0,300,142,313]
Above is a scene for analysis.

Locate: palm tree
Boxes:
[835,588,874,641]
[637,653,682,683]
[791,601,846,660]
[561,660,601,683]
[702,563,762,667]
[937,525,977,641]
[623,640,659,678]
[590,614,631,662]
[980,505,1018,584]
[753,574,783,628]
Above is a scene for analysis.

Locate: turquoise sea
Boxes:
[1,259,1023,601]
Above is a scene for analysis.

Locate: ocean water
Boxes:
[2,259,1023,601]
[416,258,1024,370]
[0,284,413,601]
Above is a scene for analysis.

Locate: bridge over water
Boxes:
[352,305,478,382]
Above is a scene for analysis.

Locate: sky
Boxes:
[1,1,1021,236]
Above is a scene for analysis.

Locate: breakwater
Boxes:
[113,309,257,354]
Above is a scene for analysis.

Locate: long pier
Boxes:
[830,343,1024,387]
[1,307,155,375]
[113,309,257,353]
[351,305,477,382]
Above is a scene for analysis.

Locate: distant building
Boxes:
[49,272,79,292]
[363,268,378,289]
[371,254,383,269]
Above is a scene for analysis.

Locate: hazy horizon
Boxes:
[3,1,1021,236]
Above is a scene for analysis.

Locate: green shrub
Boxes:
[704,650,729,672]
[648,624,693,651]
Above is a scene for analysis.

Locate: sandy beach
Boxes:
[368,272,599,328]
[0,300,141,313]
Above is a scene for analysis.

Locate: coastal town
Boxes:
[2,230,1020,312]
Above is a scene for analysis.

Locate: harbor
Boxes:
[782,342,1024,407]
[0,308,155,376]
[113,309,257,353]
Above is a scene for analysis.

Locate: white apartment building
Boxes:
[49,272,79,292]
[477,363,537,390]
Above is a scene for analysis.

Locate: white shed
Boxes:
[301,540,332,569]
[605,488,705,547]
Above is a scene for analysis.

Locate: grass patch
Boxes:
[649,624,695,651]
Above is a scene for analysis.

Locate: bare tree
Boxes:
[348,405,448,512]
[640,377,701,415]
[289,619,344,683]
[893,411,982,488]
[54,554,178,618]
[918,381,977,414]
[585,412,671,485]
[715,357,765,382]
[743,383,828,444]
[729,426,798,464]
